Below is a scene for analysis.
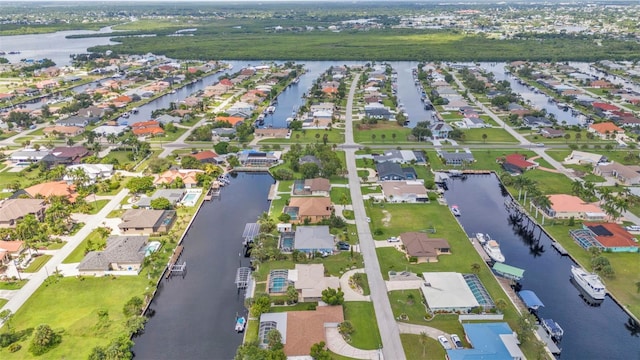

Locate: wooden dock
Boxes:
[469,237,492,263]
[267,184,278,201]
[166,245,184,279]
[535,325,562,355]
[496,277,528,313]
[551,241,568,256]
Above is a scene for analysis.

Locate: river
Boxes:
[443,174,639,359]
[132,172,274,359]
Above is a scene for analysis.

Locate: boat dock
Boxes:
[166,245,184,279]
[551,241,568,255]
[267,184,278,201]
[469,237,491,263]
[535,325,562,355]
[496,278,528,313]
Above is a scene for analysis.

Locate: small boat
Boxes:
[451,205,461,217]
[235,316,246,333]
[570,265,606,300]
[292,77,299,84]
[541,318,564,341]
[475,233,490,244]
[266,106,276,114]
[483,240,505,263]
[131,107,139,114]
[121,112,130,118]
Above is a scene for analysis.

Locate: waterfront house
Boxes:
[93,125,127,137]
[420,272,488,312]
[78,235,149,276]
[0,199,47,228]
[190,150,223,164]
[500,153,538,174]
[594,162,640,185]
[563,150,608,165]
[41,146,91,168]
[380,181,428,203]
[292,225,334,255]
[364,103,393,120]
[373,149,425,164]
[539,127,565,138]
[545,194,606,221]
[156,114,181,125]
[22,181,78,203]
[291,264,340,302]
[446,323,525,360]
[154,169,204,188]
[398,232,450,263]
[63,164,114,185]
[56,115,99,127]
[43,125,85,138]
[258,306,344,356]
[237,150,281,167]
[285,197,333,223]
[438,150,475,166]
[570,223,639,253]
[214,116,245,127]
[292,178,331,197]
[135,189,185,209]
[0,240,25,263]
[9,149,51,164]
[118,209,177,235]
[131,120,165,137]
[522,116,553,128]
[376,162,417,181]
[588,122,624,139]
[430,122,453,139]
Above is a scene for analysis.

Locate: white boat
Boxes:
[541,318,564,341]
[266,105,276,114]
[451,205,461,217]
[571,265,606,300]
[483,240,505,263]
[235,316,246,333]
[475,233,490,244]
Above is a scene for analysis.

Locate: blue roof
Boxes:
[447,323,518,360]
[518,290,545,309]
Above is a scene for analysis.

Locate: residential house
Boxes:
[290,264,340,302]
[56,115,99,127]
[93,125,127,137]
[227,101,254,115]
[131,120,165,137]
[570,223,638,253]
[595,163,640,185]
[545,194,606,221]
[0,199,47,228]
[22,181,78,203]
[135,189,185,209]
[41,146,91,168]
[155,114,181,125]
[398,232,450,263]
[588,122,624,139]
[439,150,475,166]
[500,154,538,174]
[373,149,425,164]
[258,306,344,356]
[43,125,84,137]
[430,122,453,139]
[376,162,417,181]
[563,151,608,165]
[446,323,525,360]
[118,209,177,235]
[539,127,565,138]
[592,102,619,113]
[292,226,334,254]
[190,150,223,164]
[78,235,150,276]
[63,164,114,184]
[238,150,281,167]
[215,116,245,127]
[522,116,553,128]
[154,169,204,188]
[364,103,393,120]
[292,178,331,197]
[299,155,322,167]
[462,116,486,129]
[211,127,236,139]
[9,149,51,164]
[380,181,428,203]
[0,240,25,264]
[285,197,333,224]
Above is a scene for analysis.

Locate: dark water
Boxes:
[390,61,435,129]
[132,173,274,360]
[443,175,639,359]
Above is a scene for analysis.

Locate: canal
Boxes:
[132,172,274,360]
[443,174,638,359]
[391,61,435,128]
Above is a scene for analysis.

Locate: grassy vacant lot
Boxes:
[63,228,107,264]
[331,187,352,205]
[87,199,110,215]
[520,168,574,195]
[147,127,187,143]
[343,302,381,350]
[259,129,344,144]
[353,122,412,144]
[401,334,444,360]
[23,255,52,273]
[1,276,147,359]
[462,128,518,144]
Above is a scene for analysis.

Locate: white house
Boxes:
[64,164,114,184]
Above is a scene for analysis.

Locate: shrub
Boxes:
[8,343,21,353]
[29,324,60,356]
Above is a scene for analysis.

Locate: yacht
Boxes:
[571,265,606,300]
[475,233,490,244]
[483,240,505,263]
[451,205,461,217]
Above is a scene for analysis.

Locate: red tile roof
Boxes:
[190,150,219,161]
[592,102,619,112]
[584,222,639,248]
[131,120,160,128]
[215,116,244,126]
[589,122,623,134]
[504,154,536,170]
[284,306,344,356]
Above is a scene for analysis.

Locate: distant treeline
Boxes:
[88,29,640,62]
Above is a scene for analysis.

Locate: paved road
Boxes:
[0,189,129,318]
[344,73,406,360]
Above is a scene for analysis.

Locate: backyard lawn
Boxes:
[401,334,444,360]
[0,276,147,359]
[343,302,381,350]
[331,187,352,205]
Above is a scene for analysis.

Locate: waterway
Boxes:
[443,174,639,359]
[132,173,274,359]
[390,61,435,128]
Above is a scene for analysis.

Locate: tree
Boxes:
[29,324,61,356]
[286,285,298,304]
[300,162,320,179]
[482,133,488,143]
[516,313,537,343]
[564,133,571,143]
[257,211,276,233]
[250,293,271,317]
[147,157,171,173]
[126,176,154,195]
[266,329,283,351]
[104,336,134,360]
[419,332,428,357]
[122,296,143,317]
[392,133,397,142]
[150,197,172,210]
[411,121,432,140]
[575,132,582,142]
[470,263,481,274]
[338,321,354,337]
[321,287,344,305]
[309,341,331,360]
[181,155,202,170]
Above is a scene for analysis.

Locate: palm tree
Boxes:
[419,332,428,357]
[533,194,552,225]
[482,133,488,143]
[371,134,376,142]
[513,176,532,201]
[470,263,481,274]
[571,179,583,197]
[392,133,397,142]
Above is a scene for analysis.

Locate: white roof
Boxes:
[421,272,479,310]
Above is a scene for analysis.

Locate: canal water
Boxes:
[132,172,274,360]
[391,61,435,128]
[443,174,639,359]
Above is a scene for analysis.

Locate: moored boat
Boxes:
[475,233,490,244]
[483,240,505,263]
[451,205,461,217]
[542,318,564,341]
[570,265,606,300]
[235,316,246,333]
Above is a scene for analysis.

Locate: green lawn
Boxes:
[100,150,134,168]
[343,302,381,350]
[0,280,28,290]
[277,180,294,193]
[86,199,110,215]
[63,229,108,264]
[520,169,574,195]
[259,129,344,144]
[331,187,352,205]
[106,209,124,218]
[401,334,444,360]
[147,127,187,143]
[268,302,318,313]
[0,299,7,308]
[461,128,518,144]
[269,193,290,218]
[23,255,52,273]
[1,276,147,359]
[352,121,412,144]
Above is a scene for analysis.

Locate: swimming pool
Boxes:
[281,237,294,251]
[268,270,291,293]
[180,190,202,207]
[463,274,495,307]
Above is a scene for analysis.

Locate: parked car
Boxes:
[451,334,463,349]
[366,217,371,223]
[337,241,350,251]
[437,335,452,350]
[387,237,399,242]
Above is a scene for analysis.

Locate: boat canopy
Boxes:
[492,262,525,281]
[518,290,545,309]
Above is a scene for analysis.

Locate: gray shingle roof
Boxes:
[78,235,148,271]
[294,226,334,251]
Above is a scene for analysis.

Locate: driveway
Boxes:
[339,269,371,302]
